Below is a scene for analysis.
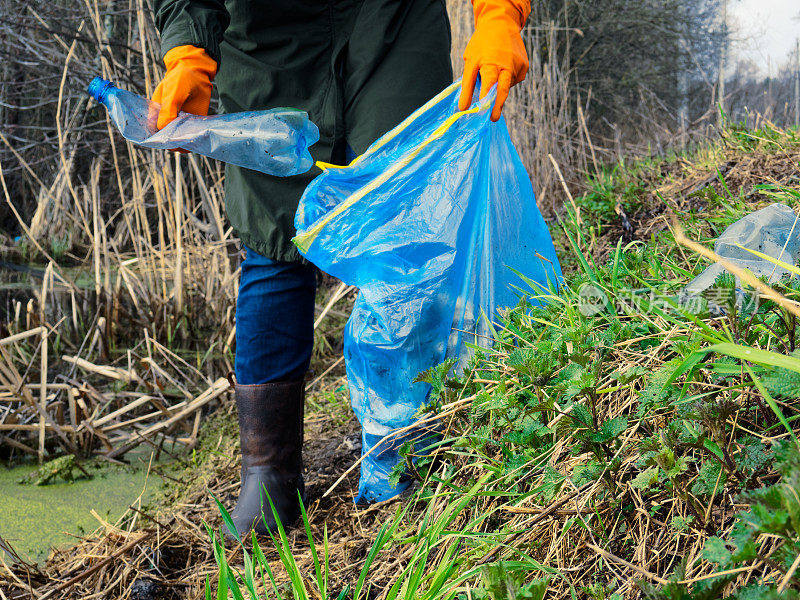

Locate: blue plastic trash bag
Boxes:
[294,81,563,503]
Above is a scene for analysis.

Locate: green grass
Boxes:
[204,124,800,599]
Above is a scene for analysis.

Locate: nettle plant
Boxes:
[411,228,800,594]
[639,441,800,600]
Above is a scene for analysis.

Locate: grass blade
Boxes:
[211,492,241,543]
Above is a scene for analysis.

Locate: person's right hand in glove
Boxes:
[151,45,217,130]
[458,0,530,122]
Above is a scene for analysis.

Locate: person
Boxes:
[151,0,533,536]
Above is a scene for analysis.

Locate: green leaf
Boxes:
[671,515,694,532]
[692,460,726,497]
[336,586,350,600]
[663,351,707,390]
[507,348,539,378]
[736,440,772,477]
[630,466,659,490]
[355,519,395,600]
[764,365,800,399]
[479,562,551,600]
[518,578,550,600]
[241,548,257,600]
[702,438,723,460]
[589,416,628,443]
[570,403,593,428]
[413,358,456,397]
[653,446,676,473]
[734,584,800,600]
[252,533,280,596]
[534,465,565,503]
[734,243,800,277]
[503,415,550,448]
[667,456,691,479]
[637,358,683,417]
[215,537,229,600]
[709,358,743,376]
[572,460,604,487]
[211,492,240,543]
[300,498,323,598]
[703,537,732,566]
[702,343,800,375]
[225,570,245,600]
[727,522,758,562]
[745,364,800,446]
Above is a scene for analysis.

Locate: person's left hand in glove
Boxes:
[457,0,530,122]
[151,45,218,131]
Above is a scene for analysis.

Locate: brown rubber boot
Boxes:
[229,380,305,537]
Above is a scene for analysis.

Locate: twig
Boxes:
[322,393,478,498]
[306,355,345,391]
[46,532,152,595]
[586,542,671,586]
[105,378,229,459]
[778,550,800,592]
[314,282,354,330]
[62,355,143,385]
[478,484,593,565]
[677,564,763,586]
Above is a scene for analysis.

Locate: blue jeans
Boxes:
[235,246,317,384]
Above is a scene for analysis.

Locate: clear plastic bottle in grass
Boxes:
[87,77,319,176]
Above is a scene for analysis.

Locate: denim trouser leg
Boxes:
[235,246,317,385]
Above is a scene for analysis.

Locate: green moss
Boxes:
[0,456,162,563]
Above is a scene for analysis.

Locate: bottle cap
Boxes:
[87,77,114,103]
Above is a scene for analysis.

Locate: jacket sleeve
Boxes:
[152,0,230,64]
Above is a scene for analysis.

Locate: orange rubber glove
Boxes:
[458,0,530,122]
[151,45,217,131]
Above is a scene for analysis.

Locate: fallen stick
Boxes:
[0,550,41,599]
[477,483,593,565]
[322,393,478,498]
[0,345,76,455]
[0,326,47,346]
[105,378,229,459]
[676,564,763,586]
[141,356,193,399]
[100,401,188,433]
[500,506,593,515]
[0,383,71,391]
[0,392,58,402]
[0,424,76,432]
[62,355,143,385]
[38,315,47,463]
[0,433,37,455]
[306,355,344,390]
[314,282,354,329]
[91,395,159,428]
[586,542,671,586]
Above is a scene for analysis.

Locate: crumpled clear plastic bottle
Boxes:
[87,77,319,177]
[681,203,800,313]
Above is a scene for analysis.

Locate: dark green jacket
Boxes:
[153,0,452,262]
